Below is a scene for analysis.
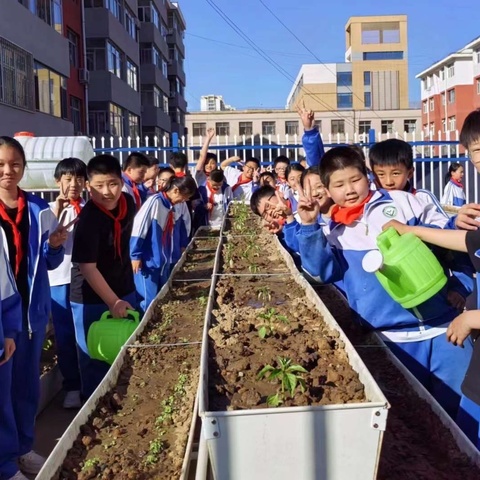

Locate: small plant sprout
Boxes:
[198,295,208,307]
[224,242,235,268]
[257,286,272,305]
[257,308,289,339]
[257,357,308,407]
[248,262,260,274]
[82,458,101,472]
[43,338,53,351]
[145,433,166,465]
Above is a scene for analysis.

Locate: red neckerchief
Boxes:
[92,194,127,261]
[331,192,374,226]
[175,172,186,178]
[232,175,251,192]
[70,198,83,216]
[124,173,141,211]
[161,192,175,245]
[451,178,463,188]
[0,189,26,278]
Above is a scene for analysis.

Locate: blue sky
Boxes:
[179,0,480,111]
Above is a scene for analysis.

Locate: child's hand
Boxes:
[382,219,411,235]
[206,128,215,141]
[296,99,315,130]
[455,203,480,230]
[48,216,76,248]
[55,188,70,218]
[131,259,142,274]
[267,190,292,219]
[109,299,134,318]
[252,168,261,184]
[0,338,15,366]
[447,310,477,347]
[447,290,466,311]
[296,183,319,225]
[206,202,213,211]
[262,220,282,235]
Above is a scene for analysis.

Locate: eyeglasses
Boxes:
[275,167,287,172]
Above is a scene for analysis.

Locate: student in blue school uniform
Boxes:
[131,175,197,313]
[0,234,24,480]
[70,155,136,399]
[48,158,88,410]
[294,146,473,418]
[0,136,68,478]
[441,162,466,207]
[122,152,150,210]
[297,104,325,167]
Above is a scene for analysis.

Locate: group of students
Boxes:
[250,107,480,450]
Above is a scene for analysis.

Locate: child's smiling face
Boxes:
[326,167,370,207]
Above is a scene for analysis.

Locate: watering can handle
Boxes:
[99,309,140,324]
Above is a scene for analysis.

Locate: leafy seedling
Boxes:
[257,286,272,305]
[257,308,289,339]
[257,357,308,407]
[82,458,100,472]
[248,263,260,274]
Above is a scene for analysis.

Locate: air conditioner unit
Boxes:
[78,69,90,84]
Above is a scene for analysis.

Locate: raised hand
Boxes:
[54,185,70,218]
[48,215,77,248]
[206,128,216,141]
[296,182,319,225]
[296,99,315,131]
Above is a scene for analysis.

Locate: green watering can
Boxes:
[362,227,447,309]
[87,310,140,365]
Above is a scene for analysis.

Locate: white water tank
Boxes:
[14,134,95,190]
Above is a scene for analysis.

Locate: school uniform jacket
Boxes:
[130,193,175,279]
[0,234,22,356]
[224,166,257,201]
[0,193,64,335]
[441,179,466,207]
[296,189,459,342]
[301,126,325,167]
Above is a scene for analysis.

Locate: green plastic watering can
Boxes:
[87,309,140,365]
[362,227,447,309]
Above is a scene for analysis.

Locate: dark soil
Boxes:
[314,284,480,480]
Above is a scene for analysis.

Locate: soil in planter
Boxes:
[137,280,211,346]
[195,228,220,238]
[174,252,217,280]
[208,276,366,411]
[192,236,219,251]
[57,345,200,480]
[221,235,291,275]
[313,284,480,480]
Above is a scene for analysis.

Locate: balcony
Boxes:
[142,104,171,131]
[167,59,186,84]
[167,28,185,56]
[169,91,187,112]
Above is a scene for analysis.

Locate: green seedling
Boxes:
[257,308,289,339]
[248,263,260,274]
[148,333,161,343]
[257,357,308,407]
[198,295,208,307]
[224,242,235,268]
[82,458,100,472]
[257,286,272,305]
[43,338,53,351]
[144,433,166,465]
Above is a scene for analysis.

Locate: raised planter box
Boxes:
[36,227,221,480]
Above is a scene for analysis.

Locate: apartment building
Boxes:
[0,0,74,135]
[286,15,409,113]
[416,36,480,142]
[200,94,236,112]
[186,108,421,142]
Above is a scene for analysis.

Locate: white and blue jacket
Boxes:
[441,179,466,207]
[296,189,459,342]
[130,193,175,280]
[302,127,325,167]
[0,193,64,335]
[0,234,22,356]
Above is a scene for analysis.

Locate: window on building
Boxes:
[88,110,107,135]
[337,71,352,87]
[162,58,168,78]
[423,124,429,136]
[126,59,138,91]
[442,119,446,133]
[169,46,178,62]
[314,120,322,131]
[141,86,161,108]
[161,22,168,40]
[448,116,456,131]
[34,62,65,117]
[34,0,63,33]
[429,97,434,111]
[129,113,139,138]
[447,65,455,78]
[239,122,253,136]
[381,120,394,134]
[107,42,122,78]
[441,93,446,105]
[163,94,169,113]
[361,22,400,44]
[448,89,455,103]
[404,119,417,133]
[331,119,345,135]
[70,96,82,134]
[363,51,404,61]
[423,101,428,113]
[364,91,372,108]
[153,86,161,108]
[192,123,207,136]
[262,121,276,136]
[0,36,35,111]
[476,50,480,63]
[125,8,137,40]
[216,122,230,136]
[477,78,480,94]
[169,107,180,124]
[138,3,160,29]
[67,29,79,68]
[337,93,353,109]
[106,0,122,21]
[358,121,371,134]
[439,69,445,81]
[364,71,371,86]
[285,120,299,136]
[429,122,435,136]
[426,76,432,89]
[86,39,106,71]
[109,103,124,136]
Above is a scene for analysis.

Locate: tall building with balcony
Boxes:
[416,36,480,142]
[167,1,187,135]
[0,0,75,136]
[286,15,409,114]
[200,94,236,112]
[85,0,142,138]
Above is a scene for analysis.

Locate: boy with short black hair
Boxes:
[71,154,136,399]
[273,155,290,192]
[197,169,233,228]
[169,152,189,177]
[49,157,87,409]
[141,155,160,195]
[221,156,260,201]
[122,152,150,210]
